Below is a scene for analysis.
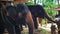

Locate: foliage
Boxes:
[26,1,34,5]
[44,4,57,18]
[39,28,51,34]
[43,0,58,18]
[26,0,34,5]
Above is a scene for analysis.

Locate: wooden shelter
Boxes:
[14,0,36,5]
[14,0,28,4]
[0,0,14,1]
[55,8,60,11]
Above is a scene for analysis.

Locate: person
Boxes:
[51,25,57,34]
[27,5,55,29]
[54,8,60,34]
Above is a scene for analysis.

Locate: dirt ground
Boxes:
[4,23,57,34]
